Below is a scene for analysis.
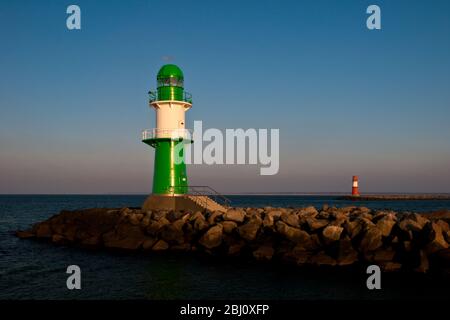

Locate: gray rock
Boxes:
[310,251,337,266]
[221,221,238,234]
[276,221,310,244]
[193,214,209,231]
[306,217,328,231]
[238,218,262,241]
[424,222,449,254]
[35,223,52,238]
[15,230,35,239]
[359,226,383,252]
[160,219,185,244]
[208,211,224,224]
[376,217,396,237]
[152,239,169,251]
[281,212,300,228]
[228,242,245,256]
[253,245,275,261]
[436,220,449,233]
[322,225,343,243]
[399,219,423,233]
[199,224,223,249]
[103,224,146,250]
[146,217,170,236]
[224,209,245,223]
[373,248,396,262]
[151,210,167,221]
[414,250,429,273]
[142,238,157,250]
[344,220,362,239]
[298,206,319,218]
[263,214,275,228]
[267,210,283,219]
[337,237,358,266]
[408,213,429,228]
[380,262,402,272]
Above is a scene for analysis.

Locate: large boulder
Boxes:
[228,241,246,256]
[146,217,170,236]
[376,217,396,237]
[128,213,143,225]
[208,211,223,224]
[199,225,223,249]
[310,251,337,266]
[221,221,238,234]
[414,250,429,273]
[344,220,362,239]
[306,217,328,231]
[281,212,300,228]
[399,219,423,233]
[298,206,319,218]
[192,212,209,231]
[408,213,429,228]
[224,209,245,223]
[276,221,310,244]
[337,237,358,266]
[35,222,52,238]
[102,223,146,250]
[380,262,402,272]
[253,245,275,261]
[142,238,157,250]
[152,239,169,251]
[160,219,185,244]
[436,220,450,233]
[359,226,383,252]
[424,222,449,254]
[322,225,343,244]
[372,248,396,262]
[238,218,262,241]
[166,210,185,222]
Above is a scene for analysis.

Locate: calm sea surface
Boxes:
[1,195,449,300]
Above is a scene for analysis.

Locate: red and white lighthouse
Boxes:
[352,176,360,196]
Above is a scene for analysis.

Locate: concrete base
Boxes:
[142,194,205,212]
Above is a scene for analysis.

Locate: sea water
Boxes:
[0,195,449,300]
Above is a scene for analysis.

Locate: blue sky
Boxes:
[1,0,450,194]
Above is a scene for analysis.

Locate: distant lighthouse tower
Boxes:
[141,65,227,212]
[352,175,360,196]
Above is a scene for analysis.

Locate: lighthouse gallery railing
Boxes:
[142,128,193,140]
[148,91,193,104]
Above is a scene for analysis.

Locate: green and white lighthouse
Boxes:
[141,64,227,212]
[142,64,192,196]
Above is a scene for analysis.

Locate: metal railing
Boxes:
[148,90,193,104]
[142,128,193,141]
[165,185,231,208]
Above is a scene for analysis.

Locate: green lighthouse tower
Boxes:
[141,64,227,212]
[142,64,192,196]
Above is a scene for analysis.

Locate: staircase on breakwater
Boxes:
[141,185,231,213]
[185,194,227,212]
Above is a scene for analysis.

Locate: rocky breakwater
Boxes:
[16,206,450,272]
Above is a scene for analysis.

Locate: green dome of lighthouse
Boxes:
[157,64,184,80]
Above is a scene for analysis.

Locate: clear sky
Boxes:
[1,0,450,194]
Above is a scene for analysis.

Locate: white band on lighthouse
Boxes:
[353,181,358,187]
[150,100,192,139]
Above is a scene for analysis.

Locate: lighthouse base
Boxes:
[142,194,227,213]
[142,194,203,212]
